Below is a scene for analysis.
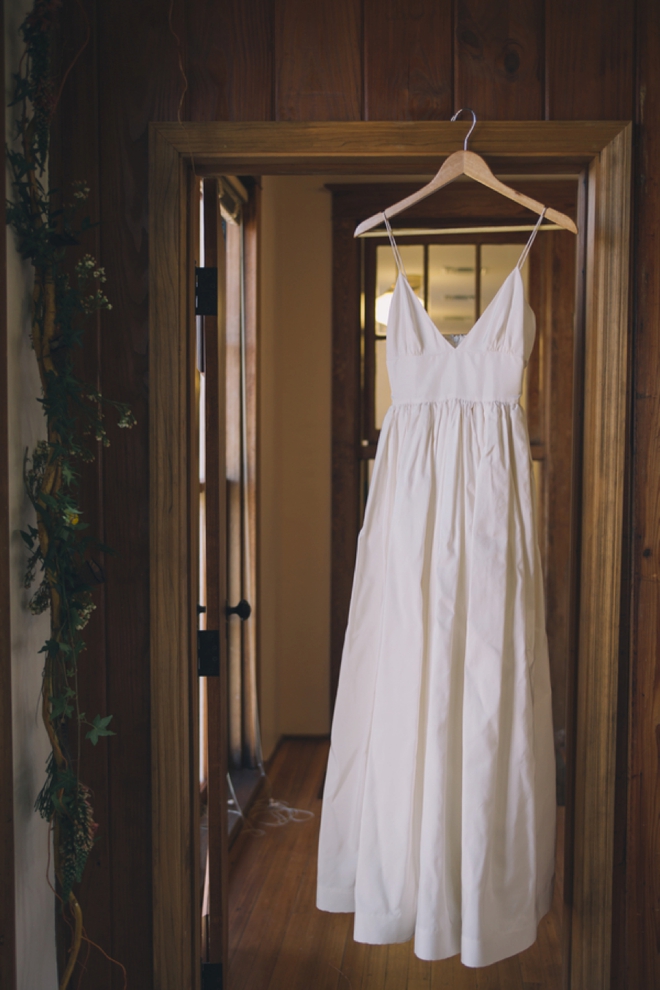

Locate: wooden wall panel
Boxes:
[330,216,361,704]
[363,0,453,120]
[0,0,16,983]
[541,231,576,750]
[50,1,114,984]
[275,0,362,121]
[37,2,660,987]
[454,0,544,120]
[627,0,660,986]
[186,0,273,122]
[94,0,189,984]
[545,0,634,120]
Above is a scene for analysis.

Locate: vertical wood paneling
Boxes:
[50,1,114,984]
[454,0,544,119]
[275,0,362,121]
[95,2,188,985]
[627,1,660,986]
[542,230,576,748]
[149,127,196,990]
[545,0,634,120]
[37,0,658,984]
[331,216,361,703]
[202,178,229,971]
[570,125,632,990]
[363,0,453,121]
[186,1,273,122]
[0,0,16,985]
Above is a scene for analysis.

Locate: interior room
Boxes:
[2,4,659,990]
[219,169,577,988]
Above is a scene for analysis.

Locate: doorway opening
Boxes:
[222,172,577,988]
[148,120,631,990]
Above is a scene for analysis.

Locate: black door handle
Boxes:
[225,599,252,621]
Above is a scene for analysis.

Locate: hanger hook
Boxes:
[450,108,477,150]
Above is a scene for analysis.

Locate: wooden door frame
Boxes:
[148,120,631,990]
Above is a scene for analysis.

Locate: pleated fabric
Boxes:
[316,239,556,968]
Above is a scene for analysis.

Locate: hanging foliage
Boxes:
[7,2,134,986]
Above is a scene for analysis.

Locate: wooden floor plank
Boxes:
[229,743,327,988]
[407,949,432,990]
[360,942,389,990]
[265,783,348,990]
[228,741,320,961]
[384,940,411,989]
[228,741,564,990]
[475,959,502,990]
[492,953,525,989]
[336,920,371,989]
[431,953,478,989]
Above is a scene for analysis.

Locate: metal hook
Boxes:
[450,108,477,150]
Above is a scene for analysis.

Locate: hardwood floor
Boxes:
[228,739,564,990]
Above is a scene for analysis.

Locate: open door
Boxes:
[199,173,259,987]
[199,177,229,986]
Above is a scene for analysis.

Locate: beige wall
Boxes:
[258,175,334,757]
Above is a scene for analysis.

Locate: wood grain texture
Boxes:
[363,0,453,121]
[186,0,273,121]
[188,177,203,990]
[226,220,243,767]
[275,0,362,121]
[626,1,660,986]
[50,1,115,983]
[242,189,260,765]
[454,0,544,119]
[545,0,634,120]
[570,125,632,990]
[97,2,190,984]
[202,178,229,970]
[540,231,577,748]
[560,168,589,990]
[149,127,195,990]
[330,217,362,705]
[154,120,625,172]
[0,0,16,983]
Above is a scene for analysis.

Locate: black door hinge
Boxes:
[198,629,220,677]
[195,267,218,316]
[201,961,223,990]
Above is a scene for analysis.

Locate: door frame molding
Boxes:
[148,120,632,990]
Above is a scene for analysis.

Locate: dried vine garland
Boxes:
[7,3,134,987]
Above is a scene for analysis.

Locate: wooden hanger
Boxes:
[354,109,578,238]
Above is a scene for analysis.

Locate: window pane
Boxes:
[428,245,476,336]
[480,243,529,314]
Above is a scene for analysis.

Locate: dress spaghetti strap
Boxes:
[383,215,407,276]
[517,208,547,270]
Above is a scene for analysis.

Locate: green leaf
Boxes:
[61,462,76,485]
[49,694,73,720]
[86,713,115,746]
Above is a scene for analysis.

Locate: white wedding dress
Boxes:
[317,213,556,968]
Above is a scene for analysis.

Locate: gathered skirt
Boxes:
[317,399,556,968]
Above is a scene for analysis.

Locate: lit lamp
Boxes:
[375,274,422,328]
[375,289,395,326]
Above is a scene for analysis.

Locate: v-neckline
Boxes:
[396,267,520,352]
